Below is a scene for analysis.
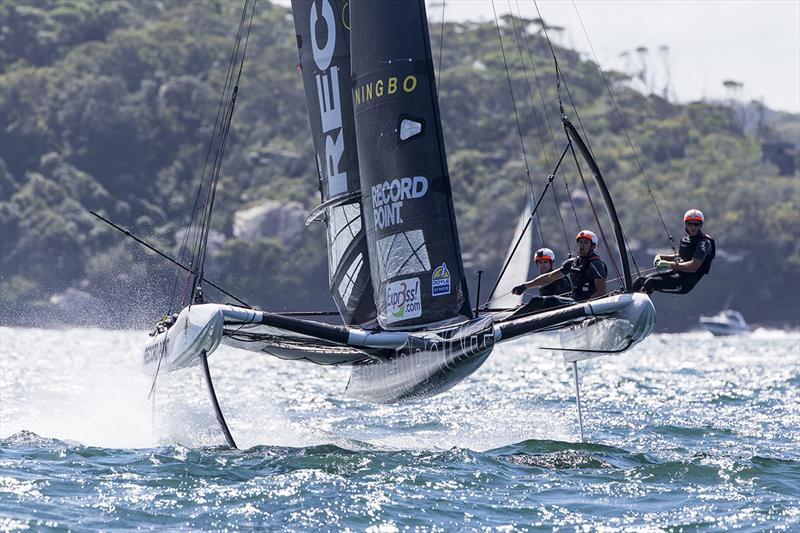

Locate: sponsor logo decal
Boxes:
[432,263,451,296]
[144,337,169,365]
[385,277,422,323]
[354,75,418,105]
[309,0,347,197]
[371,176,428,230]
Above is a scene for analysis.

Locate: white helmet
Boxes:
[683,209,704,224]
[575,230,598,245]
[534,247,555,263]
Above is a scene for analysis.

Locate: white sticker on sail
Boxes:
[399,119,422,141]
[385,277,422,323]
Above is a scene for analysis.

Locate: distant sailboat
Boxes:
[492,198,534,311]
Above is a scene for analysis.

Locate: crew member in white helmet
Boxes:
[508,247,572,317]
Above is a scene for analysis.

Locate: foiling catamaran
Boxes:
[122,0,665,448]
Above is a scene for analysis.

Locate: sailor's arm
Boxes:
[588,259,608,299]
[590,277,607,299]
[665,257,703,273]
[514,269,566,294]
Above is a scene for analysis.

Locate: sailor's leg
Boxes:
[674,274,702,294]
[541,295,572,310]
[508,296,545,319]
[633,272,671,293]
[643,272,683,294]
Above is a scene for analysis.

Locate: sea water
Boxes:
[0,327,798,531]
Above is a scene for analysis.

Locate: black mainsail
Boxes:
[292,0,376,326]
[350,0,472,329]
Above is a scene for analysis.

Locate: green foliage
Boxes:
[0,3,797,326]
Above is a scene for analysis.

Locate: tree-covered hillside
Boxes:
[1,0,798,330]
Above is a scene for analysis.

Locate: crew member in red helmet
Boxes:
[632,209,716,295]
[513,230,608,303]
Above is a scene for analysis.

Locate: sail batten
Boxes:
[350,0,472,329]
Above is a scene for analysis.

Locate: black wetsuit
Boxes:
[510,275,572,318]
[539,276,572,297]
[632,232,715,295]
[560,253,608,302]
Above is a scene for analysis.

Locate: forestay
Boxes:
[350,0,472,329]
[292,0,376,326]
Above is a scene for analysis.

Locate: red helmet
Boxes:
[534,247,555,263]
[575,230,598,245]
[684,209,704,223]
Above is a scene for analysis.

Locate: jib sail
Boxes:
[350,0,472,328]
[291,0,376,325]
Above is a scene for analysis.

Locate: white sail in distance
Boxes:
[493,199,533,309]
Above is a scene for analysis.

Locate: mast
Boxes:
[291,0,377,325]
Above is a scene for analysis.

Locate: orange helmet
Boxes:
[575,230,598,245]
[684,209,704,223]
[534,247,555,263]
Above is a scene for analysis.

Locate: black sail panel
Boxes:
[292,0,376,326]
[350,0,472,329]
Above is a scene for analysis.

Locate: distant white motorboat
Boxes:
[699,310,751,336]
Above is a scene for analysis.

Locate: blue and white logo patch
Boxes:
[432,263,451,296]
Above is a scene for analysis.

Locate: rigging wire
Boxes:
[483,142,572,306]
[505,3,548,246]
[515,0,580,249]
[191,2,251,275]
[191,0,257,306]
[491,0,542,250]
[546,29,642,278]
[528,0,579,226]
[531,0,566,117]
[531,0,630,288]
[170,34,247,310]
[169,0,256,311]
[569,0,676,254]
[560,75,642,277]
[197,2,254,279]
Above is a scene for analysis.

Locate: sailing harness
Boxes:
[564,253,607,302]
[539,275,571,297]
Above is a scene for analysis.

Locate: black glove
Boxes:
[512,284,527,295]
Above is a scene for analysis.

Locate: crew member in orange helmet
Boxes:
[508,247,572,317]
